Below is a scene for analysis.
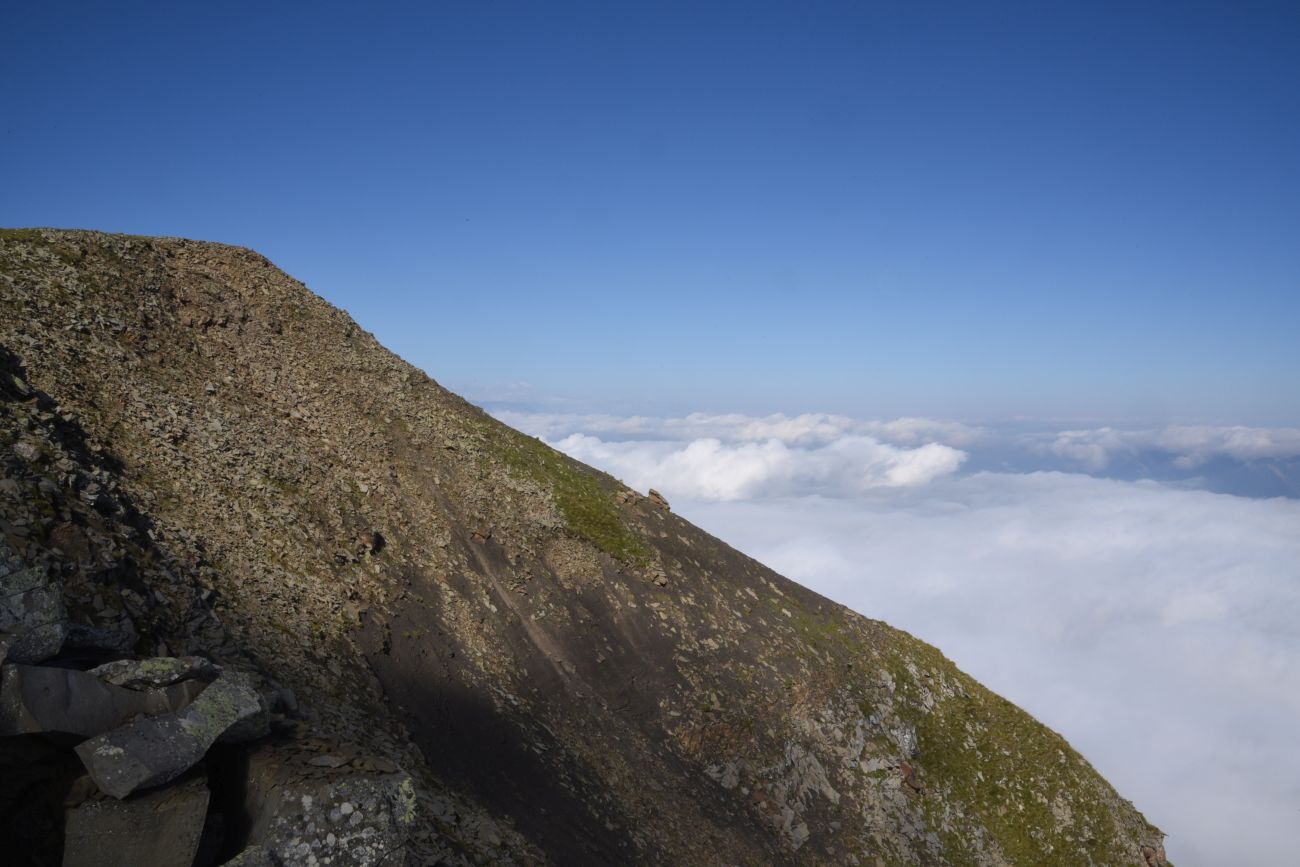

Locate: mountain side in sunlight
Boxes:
[0,229,1168,866]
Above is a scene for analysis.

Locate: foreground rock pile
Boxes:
[1,564,415,867]
[0,346,414,865]
[1,229,1169,865]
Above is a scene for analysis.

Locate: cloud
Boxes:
[498,410,1300,478]
[1039,424,1300,470]
[547,430,966,500]
[493,408,1300,867]
[495,410,984,449]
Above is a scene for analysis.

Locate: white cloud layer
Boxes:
[550,432,966,500]
[1039,424,1300,470]
[496,409,1300,867]
[494,410,985,449]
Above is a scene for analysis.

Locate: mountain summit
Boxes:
[0,229,1167,866]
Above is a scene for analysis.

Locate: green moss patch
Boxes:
[472,412,649,563]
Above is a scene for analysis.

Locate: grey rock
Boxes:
[0,565,47,596]
[0,565,66,663]
[90,655,219,690]
[75,670,266,798]
[218,671,271,743]
[308,753,347,768]
[0,663,203,737]
[63,775,210,867]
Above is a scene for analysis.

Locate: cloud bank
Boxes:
[549,432,965,500]
[1040,424,1300,470]
[495,409,1300,867]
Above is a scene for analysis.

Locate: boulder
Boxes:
[62,775,210,867]
[0,565,66,663]
[240,743,416,866]
[0,663,204,737]
[90,656,219,690]
[75,670,266,798]
[647,488,671,511]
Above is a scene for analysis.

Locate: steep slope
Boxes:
[0,229,1168,866]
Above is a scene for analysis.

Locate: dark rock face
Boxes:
[0,229,1169,866]
[63,775,211,867]
[0,563,67,664]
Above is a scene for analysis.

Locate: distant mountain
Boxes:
[0,229,1168,866]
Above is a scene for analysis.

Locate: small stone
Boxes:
[308,754,347,768]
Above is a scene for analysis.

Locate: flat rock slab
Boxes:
[75,671,265,798]
[0,663,204,737]
[63,775,210,867]
[90,656,219,690]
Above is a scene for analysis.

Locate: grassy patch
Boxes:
[884,637,1128,866]
[472,412,649,563]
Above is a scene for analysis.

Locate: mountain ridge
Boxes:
[1,228,1167,866]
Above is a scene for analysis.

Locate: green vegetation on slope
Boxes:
[472,412,649,563]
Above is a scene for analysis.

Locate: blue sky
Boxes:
[6,6,1300,864]
[3,1,1298,424]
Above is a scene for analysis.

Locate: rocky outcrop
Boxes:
[0,329,417,865]
[239,742,417,866]
[1,562,66,664]
[76,669,267,798]
[0,229,1168,866]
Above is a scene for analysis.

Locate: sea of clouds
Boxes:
[493,409,1300,867]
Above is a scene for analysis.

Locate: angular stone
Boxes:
[241,743,416,866]
[75,670,265,798]
[90,656,219,690]
[63,776,210,867]
[0,664,203,737]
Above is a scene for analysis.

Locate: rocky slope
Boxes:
[0,228,1168,866]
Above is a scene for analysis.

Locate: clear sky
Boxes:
[3,1,1297,423]
[6,7,1300,864]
